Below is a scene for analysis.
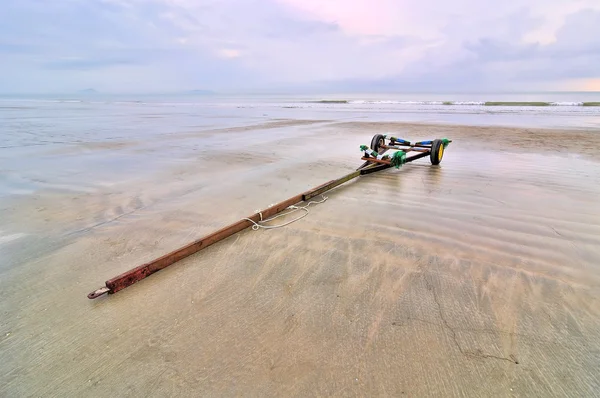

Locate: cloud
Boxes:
[217,49,242,59]
[1,0,600,93]
[456,8,600,84]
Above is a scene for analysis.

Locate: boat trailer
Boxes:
[88,134,451,299]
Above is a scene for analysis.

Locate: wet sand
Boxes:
[1,121,600,397]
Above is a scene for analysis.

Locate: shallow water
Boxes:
[2,93,600,199]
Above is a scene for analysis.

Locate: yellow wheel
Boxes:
[430,139,445,165]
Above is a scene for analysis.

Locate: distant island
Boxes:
[78,88,98,94]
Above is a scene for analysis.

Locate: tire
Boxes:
[430,139,444,165]
[370,134,385,153]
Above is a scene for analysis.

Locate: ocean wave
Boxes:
[484,102,597,106]
[348,100,445,105]
[308,100,350,104]
[549,102,600,106]
[550,102,583,106]
[307,99,600,107]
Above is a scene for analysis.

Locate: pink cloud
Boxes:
[276,0,404,36]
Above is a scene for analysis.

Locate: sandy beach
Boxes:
[2,120,600,396]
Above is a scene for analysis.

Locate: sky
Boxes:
[1,0,600,93]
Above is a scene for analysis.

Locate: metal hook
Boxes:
[87,286,110,299]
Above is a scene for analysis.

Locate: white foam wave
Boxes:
[549,102,584,106]
[348,100,445,105]
[452,101,486,105]
[336,100,591,107]
[346,100,489,105]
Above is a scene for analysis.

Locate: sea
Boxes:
[1,91,599,199]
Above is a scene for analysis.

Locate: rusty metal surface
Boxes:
[359,163,391,174]
[87,287,110,299]
[302,171,360,201]
[88,170,363,299]
[359,151,430,171]
[360,157,392,165]
[99,194,304,297]
[87,151,432,299]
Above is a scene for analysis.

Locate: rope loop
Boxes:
[243,195,328,230]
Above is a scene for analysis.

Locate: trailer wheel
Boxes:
[430,139,445,165]
[370,134,385,153]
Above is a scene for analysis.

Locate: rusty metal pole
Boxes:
[88,194,303,299]
[88,170,362,299]
[87,152,430,300]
